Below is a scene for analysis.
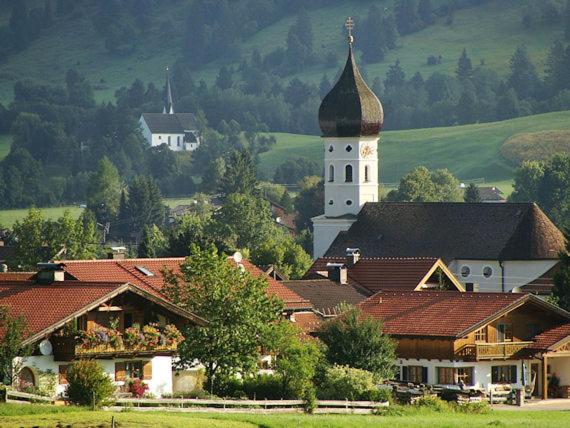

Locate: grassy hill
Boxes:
[0,0,564,104]
[258,110,570,189]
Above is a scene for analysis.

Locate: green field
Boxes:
[258,110,570,186]
[1,405,570,428]
[0,0,563,104]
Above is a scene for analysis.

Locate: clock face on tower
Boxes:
[360,144,375,159]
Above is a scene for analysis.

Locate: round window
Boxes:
[460,266,470,278]
[483,266,493,278]
[328,200,334,205]
[346,200,353,206]
[345,145,353,152]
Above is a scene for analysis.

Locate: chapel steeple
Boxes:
[163,67,174,115]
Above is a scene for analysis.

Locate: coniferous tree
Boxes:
[456,48,473,81]
[215,66,233,90]
[383,13,399,50]
[87,157,122,224]
[124,176,167,239]
[394,0,422,35]
[361,5,386,64]
[456,90,476,124]
[464,183,482,202]
[418,0,435,25]
[507,46,540,99]
[565,0,570,41]
[219,149,258,196]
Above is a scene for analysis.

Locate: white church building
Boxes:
[139,69,200,152]
[312,28,566,296]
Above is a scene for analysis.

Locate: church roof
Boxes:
[318,44,383,138]
[141,113,197,134]
[325,202,565,262]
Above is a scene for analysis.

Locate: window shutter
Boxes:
[143,361,152,380]
[115,362,126,381]
[58,365,68,385]
[402,366,408,382]
[422,367,428,384]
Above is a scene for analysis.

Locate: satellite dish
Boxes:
[232,252,243,263]
[39,339,53,356]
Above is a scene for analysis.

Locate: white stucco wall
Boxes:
[449,259,558,293]
[312,214,356,259]
[398,357,540,391]
[17,355,173,397]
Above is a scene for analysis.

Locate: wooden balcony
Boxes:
[51,336,178,361]
[455,342,533,361]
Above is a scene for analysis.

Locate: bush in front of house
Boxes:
[127,378,149,398]
[243,374,286,400]
[317,365,388,401]
[413,395,450,412]
[66,360,115,408]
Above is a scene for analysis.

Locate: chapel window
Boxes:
[345,165,353,182]
[329,165,335,182]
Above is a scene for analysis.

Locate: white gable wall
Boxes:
[449,259,558,293]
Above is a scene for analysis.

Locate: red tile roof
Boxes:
[528,323,570,351]
[283,279,369,313]
[0,280,125,341]
[359,291,528,338]
[0,272,36,281]
[59,257,310,310]
[306,257,459,293]
[291,311,323,334]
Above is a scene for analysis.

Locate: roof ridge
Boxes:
[62,257,186,264]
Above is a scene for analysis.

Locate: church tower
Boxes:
[163,67,175,114]
[312,17,384,258]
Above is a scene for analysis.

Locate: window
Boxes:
[124,313,134,329]
[328,200,334,205]
[125,361,144,379]
[437,367,455,385]
[457,367,474,386]
[168,136,171,144]
[329,165,335,182]
[497,323,513,342]
[492,365,517,384]
[177,136,181,147]
[158,135,162,140]
[76,315,87,331]
[527,324,540,340]
[460,266,470,278]
[345,145,353,152]
[364,165,370,182]
[346,200,353,206]
[345,165,353,182]
[328,145,334,152]
[402,366,427,384]
[475,327,487,342]
[483,266,493,278]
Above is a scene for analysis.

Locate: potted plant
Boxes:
[123,324,143,349]
[142,324,161,349]
[164,324,184,347]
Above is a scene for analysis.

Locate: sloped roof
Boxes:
[326,202,565,261]
[59,257,310,311]
[0,280,205,344]
[306,257,461,293]
[528,323,570,351]
[358,291,567,338]
[477,187,506,202]
[283,279,370,313]
[141,113,197,133]
[291,311,324,334]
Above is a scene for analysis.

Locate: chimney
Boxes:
[107,246,127,260]
[36,263,65,283]
[326,262,348,285]
[345,248,361,267]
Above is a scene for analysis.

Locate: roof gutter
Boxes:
[499,259,505,293]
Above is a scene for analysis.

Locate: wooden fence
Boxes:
[5,389,55,404]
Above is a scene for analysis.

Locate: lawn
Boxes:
[1,404,570,428]
[0,205,84,228]
[258,110,570,187]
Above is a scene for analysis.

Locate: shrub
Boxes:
[243,374,285,400]
[123,325,143,348]
[161,389,215,399]
[164,324,184,346]
[142,324,161,348]
[317,365,381,401]
[127,378,149,398]
[302,386,317,414]
[66,360,115,408]
[413,395,450,412]
[455,401,490,414]
[0,385,6,403]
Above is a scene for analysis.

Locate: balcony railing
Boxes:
[75,342,178,356]
[456,342,533,361]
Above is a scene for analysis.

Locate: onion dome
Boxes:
[318,34,383,138]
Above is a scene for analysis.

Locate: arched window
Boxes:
[364,165,370,182]
[345,164,353,183]
[168,136,171,144]
[329,165,335,182]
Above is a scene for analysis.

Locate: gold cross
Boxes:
[345,16,354,44]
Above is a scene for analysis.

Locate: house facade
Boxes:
[360,291,570,398]
[1,264,205,397]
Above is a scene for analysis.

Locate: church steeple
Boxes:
[163,67,174,114]
[312,17,383,259]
